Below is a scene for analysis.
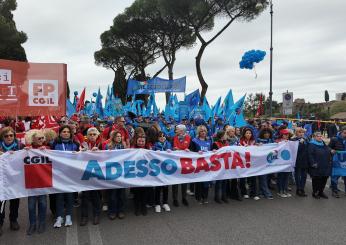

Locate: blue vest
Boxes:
[192,138,212,152]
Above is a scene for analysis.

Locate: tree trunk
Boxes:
[165,63,174,104]
[196,43,208,105]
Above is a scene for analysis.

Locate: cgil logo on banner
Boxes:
[267,150,291,165]
[28,80,59,106]
[24,156,53,189]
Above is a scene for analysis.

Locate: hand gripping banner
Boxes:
[0,142,298,201]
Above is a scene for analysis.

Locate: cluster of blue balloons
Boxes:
[239,50,266,69]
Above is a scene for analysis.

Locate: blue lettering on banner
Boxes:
[149,159,160,177]
[81,159,179,181]
[266,150,279,164]
[82,160,105,180]
[124,160,136,179]
[105,162,122,180]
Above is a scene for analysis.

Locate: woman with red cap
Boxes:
[276,129,292,198]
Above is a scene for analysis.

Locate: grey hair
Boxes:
[175,124,186,132]
[87,127,100,136]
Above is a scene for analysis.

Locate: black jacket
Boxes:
[329,134,346,151]
[291,137,309,169]
[308,142,332,177]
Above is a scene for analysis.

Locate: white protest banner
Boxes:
[0,141,298,201]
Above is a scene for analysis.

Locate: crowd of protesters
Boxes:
[0,114,345,237]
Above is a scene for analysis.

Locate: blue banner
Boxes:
[332,151,346,176]
[127,77,186,95]
[178,102,189,121]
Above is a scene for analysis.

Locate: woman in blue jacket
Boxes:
[52,125,80,228]
[308,131,332,199]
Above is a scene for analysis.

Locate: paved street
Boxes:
[1,181,346,245]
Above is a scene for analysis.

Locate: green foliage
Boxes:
[330,101,346,115]
[0,0,27,61]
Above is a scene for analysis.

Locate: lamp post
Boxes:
[256,0,274,117]
[269,0,273,118]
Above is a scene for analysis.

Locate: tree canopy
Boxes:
[0,0,27,61]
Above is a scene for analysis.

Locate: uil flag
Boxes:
[76,88,86,112]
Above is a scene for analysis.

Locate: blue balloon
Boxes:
[93,92,97,97]
[239,49,266,70]
[74,91,78,96]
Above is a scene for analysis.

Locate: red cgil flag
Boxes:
[256,94,263,117]
[76,88,86,112]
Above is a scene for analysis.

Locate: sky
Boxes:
[13,0,346,109]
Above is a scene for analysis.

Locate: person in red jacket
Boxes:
[172,124,191,207]
[102,116,130,148]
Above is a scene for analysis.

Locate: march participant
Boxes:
[172,124,191,206]
[190,125,212,204]
[224,126,242,201]
[291,127,309,197]
[239,128,260,200]
[308,132,332,199]
[132,132,149,216]
[152,132,172,213]
[24,130,50,235]
[329,126,346,198]
[52,125,80,228]
[256,129,274,199]
[104,130,126,220]
[103,116,130,148]
[276,129,292,198]
[212,130,229,203]
[0,127,24,236]
[80,127,102,226]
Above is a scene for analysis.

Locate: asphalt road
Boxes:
[1,180,346,245]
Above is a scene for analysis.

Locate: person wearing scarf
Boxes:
[152,132,172,213]
[79,127,102,226]
[190,125,212,204]
[329,126,346,198]
[308,131,332,199]
[212,130,229,204]
[239,128,257,200]
[52,125,80,228]
[291,127,309,197]
[172,124,191,207]
[104,130,126,220]
[0,127,23,236]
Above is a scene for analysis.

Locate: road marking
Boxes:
[66,223,79,245]
[88,224,103,245]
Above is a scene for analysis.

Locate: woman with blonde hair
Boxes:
[24,130,49,235]
[291,127,309,197]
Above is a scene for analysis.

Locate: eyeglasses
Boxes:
[4,134,14,138]
[37,137,44,140]
[89,133,97,136]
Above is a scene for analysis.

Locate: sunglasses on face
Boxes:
[4,134,14,138]
[36,137,44,141]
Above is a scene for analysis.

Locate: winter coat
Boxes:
[308,140,332,177]
[329,133,346,151]
[291,137,309,169]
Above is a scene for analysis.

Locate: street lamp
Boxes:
[256,1,274,117]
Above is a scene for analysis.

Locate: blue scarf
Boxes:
[310,139,324,146]
[1,141,18,152]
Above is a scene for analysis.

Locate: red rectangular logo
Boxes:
[24,164,53,189]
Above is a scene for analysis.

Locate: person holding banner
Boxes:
[52,125,80,228]
[276,129,292,198]
[132,131,149,216]
[80,127,102,226]
[172,125,191,207]
[190,125,212,204]
[308,132,332,199]
[0,127,24,236]
[24,130,50,235]
[152,132,172,213]
[291,127,309,197]
[212,130,229,204]
[239,128,258,200]
[329,126,346,198]
[104,130,126,220]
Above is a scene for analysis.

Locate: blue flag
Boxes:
[185,89,200,109]
[66,99,76,118]
[95,88,104,118]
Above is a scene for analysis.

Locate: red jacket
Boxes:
[173,135,191,150]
